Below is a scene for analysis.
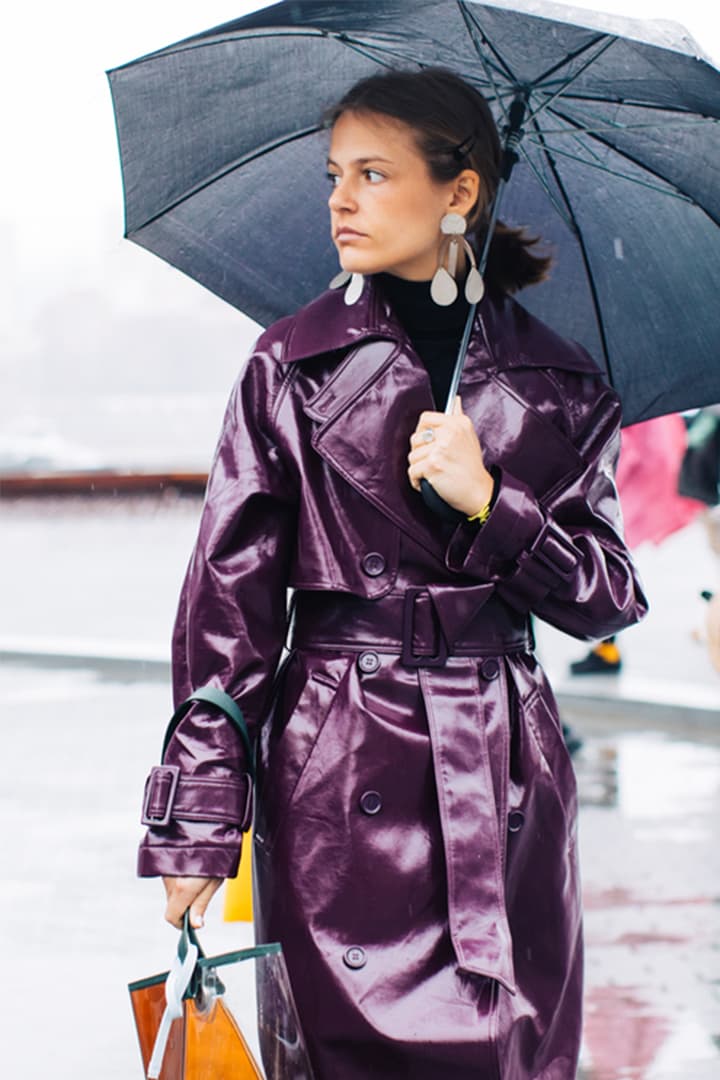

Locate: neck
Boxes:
[376,271,469,338]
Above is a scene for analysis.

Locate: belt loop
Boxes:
[401,587,449,668]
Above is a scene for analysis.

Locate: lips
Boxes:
[335,228,366,240]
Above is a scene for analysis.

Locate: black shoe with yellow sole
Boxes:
[569,641,622,676]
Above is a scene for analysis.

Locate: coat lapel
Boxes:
[466,374,585,500]
[284,278,592,562]
[305,336,452,562]
[305,353,585,563]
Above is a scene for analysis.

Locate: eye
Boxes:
[326,171,340,187]
[364,169,385,184]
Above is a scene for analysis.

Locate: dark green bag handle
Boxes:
[129,910,282,997]
[162,686,254,781]
[179,909,281,968]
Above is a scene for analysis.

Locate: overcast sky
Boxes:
[2,1,718,467]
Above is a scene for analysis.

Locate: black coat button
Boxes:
[359,790,382,815]
[480,658,500,681]
[362,552,386,577]
[343,946,367,969]
[357,651,380,674]
[508,810,525,833]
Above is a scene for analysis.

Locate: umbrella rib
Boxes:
[524,117,711,135]
[525,137,694,202]
[517,146,576,230]
[320,32,506,94]
[530,33,617,93]
[458,2,517,79]
[458,2,518,119]
[528,116,612,378]
[526,36,618,125]
[330,37,413,70]
[566,129,610,170]
[546,105,717,221]
[129,125,322,234]
[545,95,707,117]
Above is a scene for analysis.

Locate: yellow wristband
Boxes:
[467,501,492,525]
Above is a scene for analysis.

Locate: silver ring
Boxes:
[421,429,434,443]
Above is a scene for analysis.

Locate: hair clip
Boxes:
[452,133,475,162]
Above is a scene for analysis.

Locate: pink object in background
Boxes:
[616,415,704,549]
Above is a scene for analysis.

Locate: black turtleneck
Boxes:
[377,273,470,411]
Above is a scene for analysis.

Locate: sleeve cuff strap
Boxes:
[141,766,253,831]
[522,520,578,586]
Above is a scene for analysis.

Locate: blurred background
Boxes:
[1,0,719,475]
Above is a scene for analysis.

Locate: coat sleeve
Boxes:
[445,377,648,640]
[138,346,298,879]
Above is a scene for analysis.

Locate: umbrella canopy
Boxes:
[107,0,720,424]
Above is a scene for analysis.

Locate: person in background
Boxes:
[680,405,720,671]
[570,412,702,675]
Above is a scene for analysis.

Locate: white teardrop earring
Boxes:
[431,214,463,306]
[464,246,485,305]
[329,268,365,305]
[430,233,459,306]
[430,213,484,306]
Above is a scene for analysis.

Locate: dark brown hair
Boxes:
[325,68,551,294]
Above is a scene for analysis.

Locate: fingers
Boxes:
[407,401,490,511]
[411,411,444,442]
[408,452,435,491]
[190,878,224,929]
[410,404,471,446]
[162,875,224,930]
[408,462,440,492]
[407,420,450,491]
[417,410,445,428]
[407,438,440,491]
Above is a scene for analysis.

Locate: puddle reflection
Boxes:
[575,730,720,1079]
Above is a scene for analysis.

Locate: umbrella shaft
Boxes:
[443,96,528,415]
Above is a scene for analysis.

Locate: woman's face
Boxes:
[327,111,478,281]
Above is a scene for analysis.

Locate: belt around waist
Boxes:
[291,588,532,668]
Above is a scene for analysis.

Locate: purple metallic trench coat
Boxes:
[139,278,647,1079]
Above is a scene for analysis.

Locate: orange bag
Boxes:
[129,915,314,1079]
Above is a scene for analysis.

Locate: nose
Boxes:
[328,174,357,213]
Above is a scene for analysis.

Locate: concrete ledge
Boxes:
[0,638,170,680]
[557,691,719,735]
[0,471,207,497]
[550,669,718,731]
[2,642,717,728]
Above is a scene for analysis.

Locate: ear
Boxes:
[448,169,481,218]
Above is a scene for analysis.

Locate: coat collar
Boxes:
[281,275,404,364]
[279,275,602,379]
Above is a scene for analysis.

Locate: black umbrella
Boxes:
[107,0,720,425]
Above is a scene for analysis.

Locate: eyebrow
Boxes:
[326,156,394,167]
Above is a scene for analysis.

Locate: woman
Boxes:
[138,69,647,1078]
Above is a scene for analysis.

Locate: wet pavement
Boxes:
[569,713,720,1078]
[0,661,717,1080]
[1,495,719,1078]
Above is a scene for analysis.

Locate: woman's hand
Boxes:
[408,397,494,516]
[162,875,224,930]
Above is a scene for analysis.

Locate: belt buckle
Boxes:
[141,765,181,827]
[401,587,448,668]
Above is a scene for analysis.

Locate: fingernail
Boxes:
[192,914,204,928]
